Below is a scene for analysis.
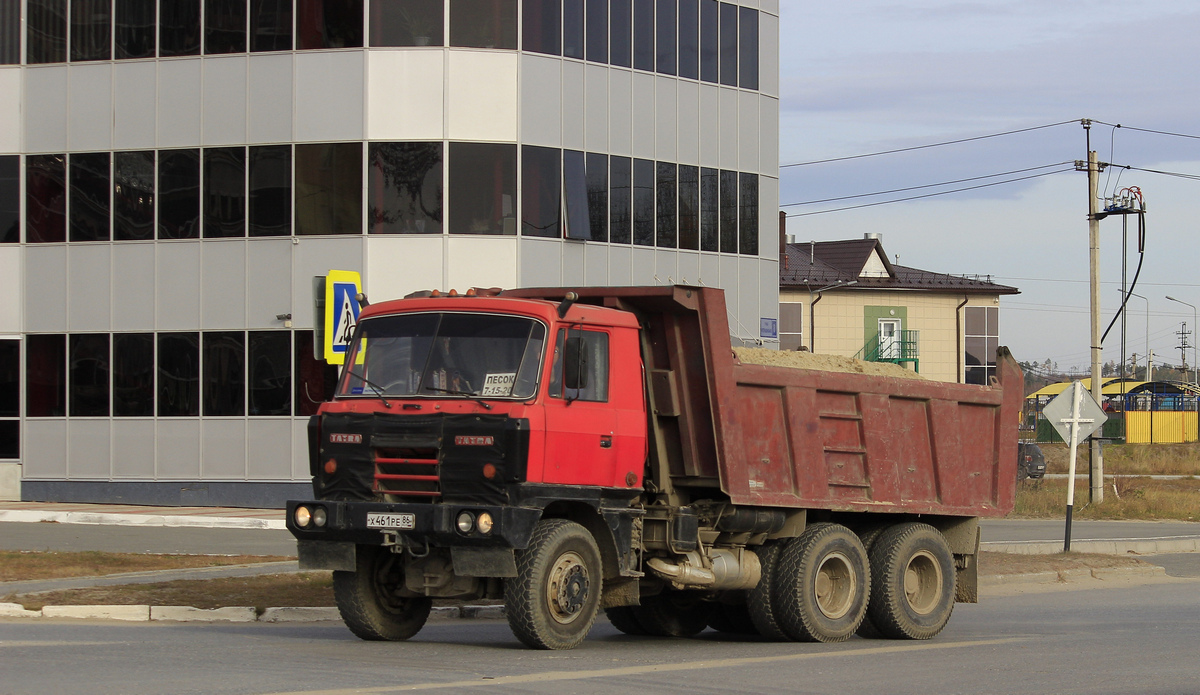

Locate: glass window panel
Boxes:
[964,366,989,386]
[678,164,698,250]
[0,340,18,417]
[549,328,608,402]
[449,142,516,235]
[986,337,999,366]
[699,0,716,82]
[26,334,66,417]
[161,0,201,56]
[739,172,757,255]
[368,142,442,234]
[69,333,109,417]
[371,0,442,47]
[203,331,245,416]
[70,0,111,61]
[632,157,654,246]
[69,152,111,242]
[206,0,247,53]
[522,0,559,55]
[0,421,16,458]
[116,0,157,59]
[28,0,67,63]
[0,155,17,243]
[113,333,154,416]
[654,0,674,75]
[608,0,629,67]
[26,154,67,243]
[203,147,246,238]
[718,1,736,87]
[249,331,290,415]
[158,332,199,416]
[295,330,338,416]
[655,161,675,248]
[563,149,590,240]
[295,143,363,235]
[986,306,999,335]
[632,0,651,71]
[249,145,291,237]
[699,166,717,251]
[964,307,986,336]
[964,337,987,369]
[609,155,631,244]
[251,0,292,50]
[586,0,606,62]
[563,0,582,59]
[678,0,697,79]
[158,149,201,239]
[779,303,804,332]
[449,0,516,49]
[113,151,155,241]
[297,0,363,49]
[739,6,757,89]
[718,168,736,252]
[521,145,560,238]
[0,0,19,63]
[585,152,607,242]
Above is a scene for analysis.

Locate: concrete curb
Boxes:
[41,604,151,621]
[151,606,258,622]
[982,538,1200,555]
[980,565,1167,586]
[0,561,301,596]
[0,509,285,530]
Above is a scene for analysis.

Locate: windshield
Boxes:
[338,312,547,400]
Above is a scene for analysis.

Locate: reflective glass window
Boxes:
[654,0,674,75]
[116,0,157,59]
[563,150,590,240]
[161,0,201,56]
[249,145,291,237]
[70,152,110,242]
[0,340,18,417]
[563,0,583,59]
[586,0,606,62]
[655,162,675,248]
[251,0,293,51]
[632,158,654,246]
[522,0,559,55]
[206,0,247,53]
[0,155,17,243]
[297,0,363,49]
[203,331,245,416]
[28,0,67,63]
[521,145,560,238]
[158,332,199,416]
[71,0,112,61]
[113,333,154,416]
[0,420,16,458]
[0,0,18,63]
[368,142,442,234]
[448,142,516,235]
[739,172,757,255]
[719,1,736,86]
[678,164,698,250]
[450,0,516,49]
[27,334,66,417]
[699,166,717,251]
[719,168,736,252]
[632,0,652,71]
[249,331,290,415]
[678,0,697,79]
[609,0,629,67]
[549,328,608,402]
[203,147,246,238]
[70,333,109,417]
[295,143,362,235]
[585,152,607,242]
[295,330,338,416]
[699,0,716,82]
[609,156,631,244]
[114,151,155,241]
[371,0,442,47]
[26,154,67,243]
[739,6,757,89]
[158,149,201,239]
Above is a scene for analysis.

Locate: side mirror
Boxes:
[563,336,589,391]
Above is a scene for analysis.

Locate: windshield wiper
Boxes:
[345,370,392,408]
[423,386,493,410]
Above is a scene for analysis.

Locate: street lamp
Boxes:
[1165,296,1197,384]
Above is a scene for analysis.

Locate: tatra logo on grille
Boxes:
[329,433,362,444]
[455,435,495,446]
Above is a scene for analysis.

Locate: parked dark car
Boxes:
[1018,442,1046,480]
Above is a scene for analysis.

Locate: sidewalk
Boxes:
[0,501,285,530]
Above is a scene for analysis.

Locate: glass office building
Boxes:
[0,0,780,505]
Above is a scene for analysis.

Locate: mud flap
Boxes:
[298,539,356,571]
[954,527,980,603]
[451,547,518,577]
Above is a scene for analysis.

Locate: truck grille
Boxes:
[373,446,440,499]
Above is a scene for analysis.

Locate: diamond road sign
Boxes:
[1042,381,1108,442]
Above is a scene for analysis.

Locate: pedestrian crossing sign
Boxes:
[323,270,362,365]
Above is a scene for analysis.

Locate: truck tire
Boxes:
[774,523,869,643]
[604,606,648,636]
[707,601,759,635]
[866,523,956,640]
[632,592,711,637]
[747,543,790,641]
[333,545,432,642]
[854,525,887,639]
[505,519,602,650]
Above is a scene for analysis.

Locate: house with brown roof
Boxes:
[779,235,1019,384]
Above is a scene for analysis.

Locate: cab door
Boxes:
[541,327,621,487]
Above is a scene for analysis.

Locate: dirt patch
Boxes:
[979,550,1152,576]
[9,572,336,612]
[734,347,924,380]
[0,551,296,583]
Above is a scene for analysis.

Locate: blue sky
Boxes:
[777,1,1200,374]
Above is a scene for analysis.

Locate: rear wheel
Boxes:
[747,543,790,641]
[333,545,432,641]
[604,606,648,636]
[506,519,603,650]
[707,600,759,635]
[855,525,888,639]
[774,523,869,643]
[866,523,956,640]
[632,592,711,637]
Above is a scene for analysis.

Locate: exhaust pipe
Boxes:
[646,548,762,590]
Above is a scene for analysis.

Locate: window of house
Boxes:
[609,156,631,244]
[295,330,338,416]
[585,0,607,62]
[632,158,654,246]
[563,149,590,240]
[585,152,607,242]
[654,0,674,75]
[249,145,291,237]
[632,0,652,71]
[203,331,245,416]
[450,0,516,49]
[698,0,717,82]
[158,149,201,239]
[699,166,717,251]
[251,0,293,51]
[655,161,676,248]
[521,145,560,238]
[371,0,443,47]
[113,333,154,416]
[297,0,363,48]
[114,151,155,240]
[27,154,67,243]
[0,340,16,459]
[718,168,737,253]
[249,331,290,415]
[738,5,757,89]
[160,0,201,56]
[609,0,630,67]
[26,334,66,417]
[678,164,698,250]
[368,142,442,234]
[203,147,246,238]
[739,172,758,255]
[69,333,109,417]
[965,306,1000,385]
[522,0,560,55]
[449,142,516,235]
[549,328,609,402]
[0,155,17,243]
[718,1,736,87]
[158,332,199,416]
[70,0,111,61]
[295,142,362,235]
[116,0,157,58]
[780,302,804,351]
[28,0,67,63]
[563,0,583,59]
[69,152,111,242]
[677,0,698,79]
[0,0,19,63]
[206,0,247,53]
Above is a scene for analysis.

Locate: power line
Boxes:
[1092,120,1200,141]
[780,119,1080,168]
[780,162,1072,207]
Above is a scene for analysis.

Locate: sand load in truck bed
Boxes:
[733,347,925,380]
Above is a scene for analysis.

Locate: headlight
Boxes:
[476,512,494,535]
[312,507,327,528]
[294,505,311,528]
[456,511,475,533]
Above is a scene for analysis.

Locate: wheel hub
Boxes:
[903,550,943,615]
[547,551,590,624]
[814,551,855,620]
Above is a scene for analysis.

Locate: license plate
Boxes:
[366,512,415,530]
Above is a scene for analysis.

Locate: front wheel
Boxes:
[333,545,432,641]
[506,519,603,650]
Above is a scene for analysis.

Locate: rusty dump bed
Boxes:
[503,285,1024,518]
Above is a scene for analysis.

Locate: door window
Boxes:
[549,328,608,402]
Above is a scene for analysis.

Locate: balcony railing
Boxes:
[856,330,920,372]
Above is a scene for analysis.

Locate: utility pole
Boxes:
[1086,143,1105,504]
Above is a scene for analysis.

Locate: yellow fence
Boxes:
[1124,411,1199,444]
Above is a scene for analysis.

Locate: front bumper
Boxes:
[286,499,542,549]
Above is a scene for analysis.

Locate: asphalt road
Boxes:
[0,522,299,556]
[3,579,1200,694]
[980,518,1200,543]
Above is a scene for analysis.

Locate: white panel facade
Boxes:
[760,11,781,98]
[0,68,20,153]
[248,420,295,479]
[630,247,655,285]
[760,95,780,175]
[608,246,632,286]
[562,241,585,283]
[520,55,562,148]
[69,64,114,151]
[584,64,608,152]
[247,54,293,143]
[655,76,677,161]
[158,60,202,147]
[760,176,780,261]
[113,62,158,150]
[584,244,609,285]
[738,91,759,173]
[202,239,247,329]
[24,245,67,332]
[367,51,445,141]
[156,242,202,330]
[156,420,201,478]
[608,69,632,155]
[678,251,700,287]
[111,243,156,331]
[631,73,655,158]
[676,81,699,165]
[0,247,20,332]
[202,420,247,478]
[292,238,364,330]
[698,83,719,168]
[68,420,110,478]
[561,61,585,151]
[294,52,365,142]
[246,239,294,329]
[68,244,111,331]
[519,238,563,287]
[366,236,445,300]
[202,56,248,145]
[23,421,67,478]
[24,66,68,153]
[112,420,156,478]
[447,51,518,142]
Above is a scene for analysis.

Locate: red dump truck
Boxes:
[287,285,1022,650]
